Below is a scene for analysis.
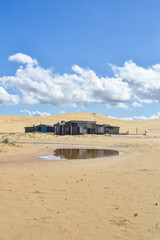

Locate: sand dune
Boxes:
[0,113,160,240]
[0,112,160,135]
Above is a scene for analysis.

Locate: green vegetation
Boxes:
[2,138,9,144]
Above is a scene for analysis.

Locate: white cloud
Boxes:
[8,53,38,65]
[132,116,147,120]
[0,87,19,105]
[132,102,142,107]
[106,102,129,109]
[120,117,134,121]
[21,109,51,117]
[150,112,160,119]
[0,54,160,108]
[59,111,66,114]
[111,60,160,103]
[0,55,131,107]
[108,112,160,121]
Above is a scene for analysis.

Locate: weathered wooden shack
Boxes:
[54,121,120,135]
[95,124,106,134]
[105,124,120,134]
[95,124,119,134]
[54,121,96,135]
[25,122,119,135]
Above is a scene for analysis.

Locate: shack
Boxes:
[54,121,96,135]
[105,124,120,134]
[95,124,106,134]
[35,124,54,133]
[25,126,35,133]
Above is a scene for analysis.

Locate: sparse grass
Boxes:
[46,132,54,135]
[2,138,9,144]
[1,138,18,146]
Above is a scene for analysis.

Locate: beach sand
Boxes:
[0,113,160,240]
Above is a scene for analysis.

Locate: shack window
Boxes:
[38,127,41,131]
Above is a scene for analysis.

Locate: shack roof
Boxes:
[53,121,120,129]
[35,124,54,127]
[105,125,120,128]
[96,124,105,127]
[54,120,96,126]
[66,120,96,123]
[96,124,120,128]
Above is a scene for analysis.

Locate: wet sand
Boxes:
[0,113,160,240]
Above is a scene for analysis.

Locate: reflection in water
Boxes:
[53,148,119,160]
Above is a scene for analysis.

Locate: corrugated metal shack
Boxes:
[54,121,96,135]
[96,124,120,134]
[35,124,54,132]
[95,124,106,134]
[105,124,120,134]
[25,121,119,135]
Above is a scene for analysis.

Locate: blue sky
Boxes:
[0,0,160,119]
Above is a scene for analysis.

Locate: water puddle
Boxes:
[39,148,119,161]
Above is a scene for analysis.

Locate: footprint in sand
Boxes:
[33,190,42,194]
[110,217,132,228]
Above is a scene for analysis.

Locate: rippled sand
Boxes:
[0,113,160,240]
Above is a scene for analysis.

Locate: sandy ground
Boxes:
[0,113,160,240]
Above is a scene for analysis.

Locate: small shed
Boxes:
[105,125,120,134]
[35,124,54,133]
[25,126,35,133]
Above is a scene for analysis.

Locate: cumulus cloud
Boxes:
[149,112,160,119]
[106,102,129,109]
[8,53,38,65]
[132,116,148,120]
[111,60,160,103]
[0,53,160,108]
[0,87,19,105]
[109,112,160,121]
[21,109,51,117]
[0,54,131,107]
[132,102,142,107]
